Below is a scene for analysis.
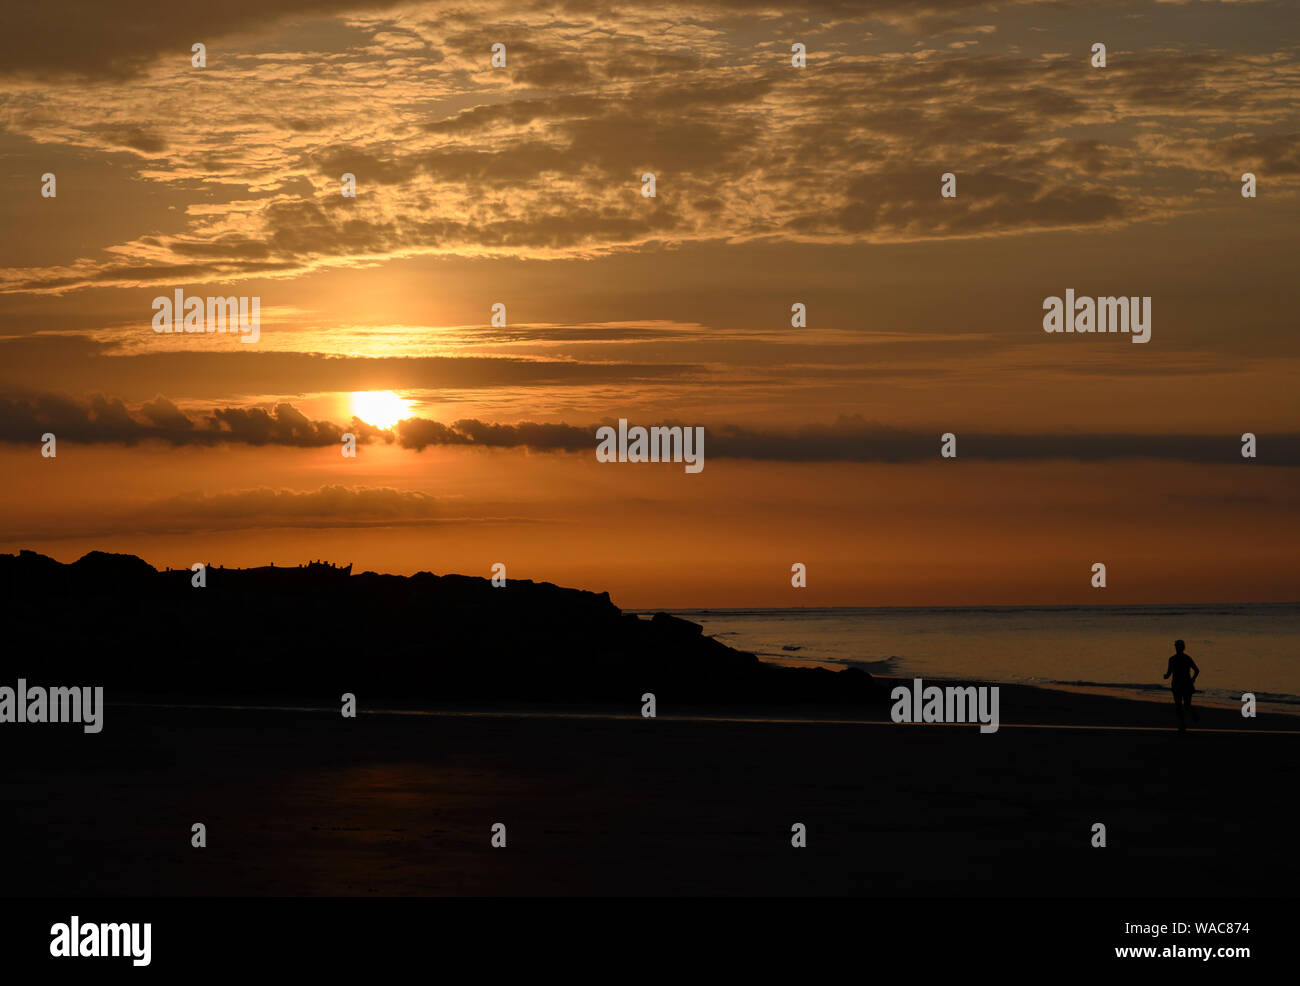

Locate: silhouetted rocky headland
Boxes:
[0,550,874,707]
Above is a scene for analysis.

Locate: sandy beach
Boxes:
[5,682,1296,897]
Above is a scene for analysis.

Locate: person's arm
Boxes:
[1190,658,1199,684]
[1163,657,1172,680]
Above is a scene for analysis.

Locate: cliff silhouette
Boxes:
[0,550,874,707]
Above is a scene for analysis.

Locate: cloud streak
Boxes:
[3,393,1295,464]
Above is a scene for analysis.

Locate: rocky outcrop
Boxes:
[0,550,874,708]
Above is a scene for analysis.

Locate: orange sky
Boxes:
[1,0,1297,606]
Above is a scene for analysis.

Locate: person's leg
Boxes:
[1173,690,1186,728]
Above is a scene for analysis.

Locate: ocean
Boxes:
[653,605,1300,713]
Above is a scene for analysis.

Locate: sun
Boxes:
[350,390,411,429]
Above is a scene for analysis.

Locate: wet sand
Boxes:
[4,684,1297,896]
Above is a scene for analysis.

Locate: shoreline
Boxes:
[103,672,1300,729]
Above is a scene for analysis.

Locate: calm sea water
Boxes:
[652,605,1300,712]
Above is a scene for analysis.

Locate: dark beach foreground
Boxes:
[4,682,1297,897]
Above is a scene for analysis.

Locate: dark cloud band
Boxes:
[1,392,1294,464]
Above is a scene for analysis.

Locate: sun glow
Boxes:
[350,390,412,429]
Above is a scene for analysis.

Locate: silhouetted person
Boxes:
[1163,639,1200,731]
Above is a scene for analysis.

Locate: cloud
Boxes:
[0,335,702,402]
[3,4,1297,293]
[0,391,386,447]
[0,0,1046,83]
[138,484,442,530]
[398,417,592,451]
[0,483,460,539]
[698,418,1300,465]
[4,393,1295,464]
[0,0,408,80]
